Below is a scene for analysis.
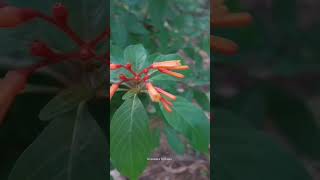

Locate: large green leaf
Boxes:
[164,128,185,155]
[213,109,312,180]
[9,102,108,180]
[160,96,210,153]
[193,89,210,112]
[110,95,154,180]
[123,44,147,71]
[39,85,94,121]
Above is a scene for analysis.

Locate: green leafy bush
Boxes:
[110,0,210,179]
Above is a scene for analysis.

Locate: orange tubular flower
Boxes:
[109,83,119,100]
[155,87,176,101]
[0,71,27,125]
[165,65,189,71]
[160,98,172,112]
[151,60,181,68]
[211,0,252,55]
[146,82,161,102]
[158,68,184,79]
[110,64,122,70]
[0,6,37,28]
[161,97,173,106]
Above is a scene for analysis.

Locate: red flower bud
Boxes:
[134,76,141,81]
[143,69,149,74]
[125,64,132,69]
[110,83,119,100]
[52,3,68,24]
[0,71,27,125]
[30,41,56,58]
[119,74,127,81]
[110,64,122,70]
[0,6,37,28]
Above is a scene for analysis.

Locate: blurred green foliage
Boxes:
[0,0,108,179]
[213,0,320,179]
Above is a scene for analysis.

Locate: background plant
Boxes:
[0,0,108,179]
[213,0,320,179]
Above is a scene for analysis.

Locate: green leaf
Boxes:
[111,18,128,47]
[124,13,149,35]
[149,0,168,28]
[152,54,183,63]
[213,109,311,180]
[164,128,185,155]
[39,85,93,121]
[9,102,108,180]
[122,89,138,100]
[110,45,124,64]
[193,90,210,112]
[124,44,147,71]
[160,96,209,153]
[110,95,154,179]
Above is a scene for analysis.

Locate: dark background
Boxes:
[0,0,108,179]
[213,0,320,179]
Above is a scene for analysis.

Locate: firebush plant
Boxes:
[110,44,210,179]
[0,1,108,179]
[110,0,210,179]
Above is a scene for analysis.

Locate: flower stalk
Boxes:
[110,60,189,112]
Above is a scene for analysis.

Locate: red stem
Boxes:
[127,69,137,76]
[89,28,109,47]
[137,66,153,77]
[36,13,85,46]
[22,51,83,77]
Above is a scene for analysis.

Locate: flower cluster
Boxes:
[211,0,252,55]
[0,2,109,124]
[110,60,189,112]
